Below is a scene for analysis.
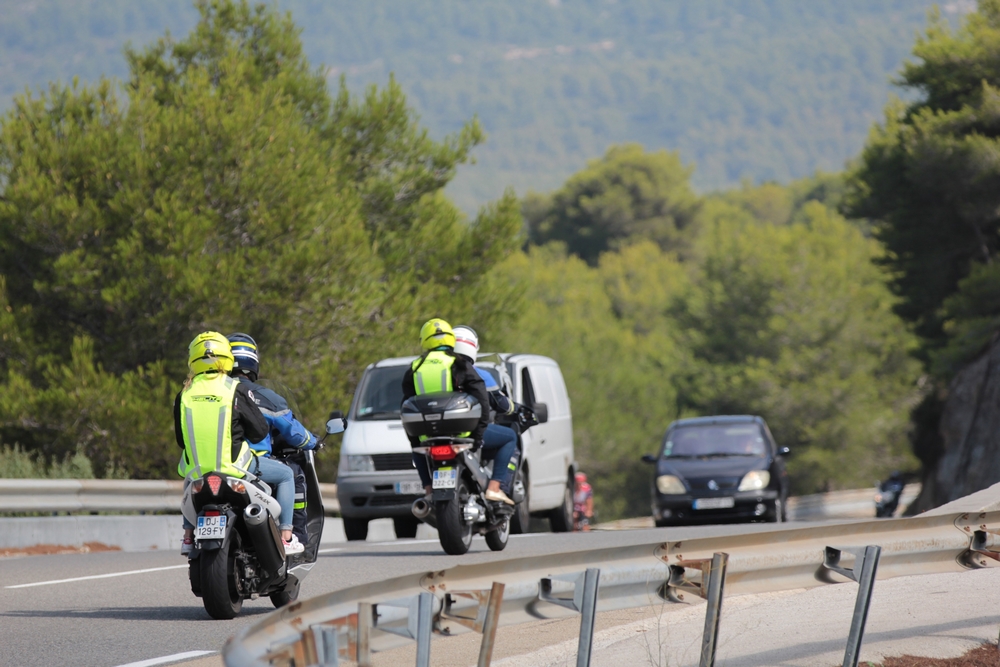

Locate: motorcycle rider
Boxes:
[226,332,316,552]
[402,318,516,505]
[876,470,906,518]
[174,332,271,555]
[452,325,519,494]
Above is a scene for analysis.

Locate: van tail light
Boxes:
[430,445,457,461]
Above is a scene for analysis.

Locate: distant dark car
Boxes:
[641,415,790,527]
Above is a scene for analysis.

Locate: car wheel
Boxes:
[393,515,419,539]
[548,474,574,533]
[343,517,369,541]
[510,467,530,534]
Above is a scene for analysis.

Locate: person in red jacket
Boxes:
[574,472,594,531]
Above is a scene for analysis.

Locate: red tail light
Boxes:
[207,475,223,495]
[204,510,220,517]
[430,445,457,461]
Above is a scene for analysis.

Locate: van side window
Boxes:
[521,367,537,406]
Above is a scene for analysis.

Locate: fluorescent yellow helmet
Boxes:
[419,318,455,350]
[188,331,235,376]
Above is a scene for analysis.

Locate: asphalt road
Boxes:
[0,521,796,667]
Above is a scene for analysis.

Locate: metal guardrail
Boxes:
[0,479,340,514]
[223,509,1000,666]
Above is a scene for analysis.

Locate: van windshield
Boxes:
[353,365,408,421]
[662,424,768,458]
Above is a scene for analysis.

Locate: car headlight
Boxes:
[339,455,375,473]
[738,470,771,491]
[656,475,686,495]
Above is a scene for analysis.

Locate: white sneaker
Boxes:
[180,537,194,556]
[283,534,305,555]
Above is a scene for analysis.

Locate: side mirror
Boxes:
[641,454,657,464]
[328,410,344,420]
[532,402,548,424]
[778,446,791,457]
[326,418,346,435]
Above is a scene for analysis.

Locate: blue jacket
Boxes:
[235,376,316,455]
[475,367,514,416]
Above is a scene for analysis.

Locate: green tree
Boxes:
[524,144,700,265]
[0,0,522,476]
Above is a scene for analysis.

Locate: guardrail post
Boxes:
[823,545,881,667]
[699,552,728,667]
[477,582,505,667]
[357,602,372,667]
[415,591,433,667]
[576,568,600,667]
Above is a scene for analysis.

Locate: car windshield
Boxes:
[353,365,408,421]
[663,424,768,458]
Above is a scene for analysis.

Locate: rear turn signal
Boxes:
[227,479,246,494]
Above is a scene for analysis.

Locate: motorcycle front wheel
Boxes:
[485,517,509,552]
[200,532,244,620]
[436,479,474,555]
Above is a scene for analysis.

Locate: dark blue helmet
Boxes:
[227,332,259,382]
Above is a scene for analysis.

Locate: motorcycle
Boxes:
[874,476,905,518]
[181,414,345,619]
[402,391,536,555]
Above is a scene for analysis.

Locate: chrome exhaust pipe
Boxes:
[412,497,432,519]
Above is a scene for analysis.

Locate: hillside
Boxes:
[1,1,949,210]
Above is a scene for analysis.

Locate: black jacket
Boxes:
[174,378,270,463]
[401,349,490,442]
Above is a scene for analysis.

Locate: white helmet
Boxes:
[453,325,480,361]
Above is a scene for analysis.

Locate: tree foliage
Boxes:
[0,0,522,476]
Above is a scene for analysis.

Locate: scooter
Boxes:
[402,392,535,555]
[181,416,344,619]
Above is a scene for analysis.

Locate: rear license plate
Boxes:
[432,468,456,489]
[196,515,227,539]
[693,497,735,510]
[395,481,424,495]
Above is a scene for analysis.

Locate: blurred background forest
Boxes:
[3,0,999,520]
[1,0,951,211]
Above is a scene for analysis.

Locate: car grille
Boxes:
[368,494,422,507]
[372,453,416,471]
[688,477,740,492]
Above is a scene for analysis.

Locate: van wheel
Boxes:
[511,467,530,534]
[343,517,369,541]
[393,516,418,539]
[548,475,574,533]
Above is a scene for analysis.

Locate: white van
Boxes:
[336,353,577,539]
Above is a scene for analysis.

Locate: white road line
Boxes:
[5,564,188,589]
[113,651,215,667]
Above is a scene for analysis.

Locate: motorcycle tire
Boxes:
[188,557,202,597]
[485,517,510,552]
[200,533,244,620]
[510,467,530,535]
[436,479,474,555]
[270,579,300,609]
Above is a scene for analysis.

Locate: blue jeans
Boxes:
[412,424,517,487]
[182,458,296,532]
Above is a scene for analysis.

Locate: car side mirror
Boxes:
[641,454,657,464]
[778,446,791,457]
[532,402,548,424]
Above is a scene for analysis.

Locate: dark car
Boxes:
[641,415,790,526]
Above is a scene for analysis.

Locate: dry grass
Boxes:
[0,541,121,558]
[867,643,1000,667]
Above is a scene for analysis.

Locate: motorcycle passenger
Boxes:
[402,318,516,505]
[226,332,315,554]
[452,325,519,494]
[175,332,270,555]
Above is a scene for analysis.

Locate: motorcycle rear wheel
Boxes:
[200,533,244,620]
[436,480,474,555]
